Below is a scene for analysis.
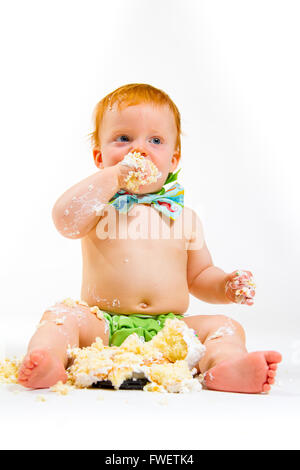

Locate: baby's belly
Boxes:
[80,237,190,315]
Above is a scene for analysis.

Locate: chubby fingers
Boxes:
[225,270,256,305]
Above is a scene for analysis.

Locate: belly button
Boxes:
[139,302,148,309]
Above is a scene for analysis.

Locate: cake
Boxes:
[119,150,162,192]
[0,318,206,394]
[67,318,206,393]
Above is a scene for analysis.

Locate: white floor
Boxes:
[1,315,300,450]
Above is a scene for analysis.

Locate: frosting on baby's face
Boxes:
[94,103,180,194]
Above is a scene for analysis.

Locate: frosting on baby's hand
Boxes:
[225,270,256,306]
[119,150,162,192]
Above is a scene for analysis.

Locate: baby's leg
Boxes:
[18,301,108,389]
[183,315,282,393]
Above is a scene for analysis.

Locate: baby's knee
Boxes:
[208,315,245,341]
[42,299,87,325]
[40,299,108,347]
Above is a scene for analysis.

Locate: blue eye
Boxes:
[116,135,129,142]
[150,137,161,144]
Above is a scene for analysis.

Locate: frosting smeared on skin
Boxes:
[225,270,256,306]
[86,286,121,311]
[61,188,105,238]
[206,324,235,341]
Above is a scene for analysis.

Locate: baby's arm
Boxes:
[52,163,139,239]
[187,240,231,304]
[186,211,255,305]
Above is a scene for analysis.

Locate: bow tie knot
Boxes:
[108,181,184,220]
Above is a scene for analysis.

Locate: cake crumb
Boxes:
[144,383,166,393]
[36,394,46,402]
[77,300,89,307]
[0,357,22,384]
[90,306,104,320]
[62,298,76,307]
[198,373,205,384]
[50,381,71,395]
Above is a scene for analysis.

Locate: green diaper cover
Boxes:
[102,312,184,347]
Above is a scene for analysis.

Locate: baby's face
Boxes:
[94,103,180,193]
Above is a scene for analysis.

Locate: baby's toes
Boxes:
[18,352,44,382]
[23,368,33,376]
[24,358,34,369]
[30,350,45,365]
[269,363,278,371]
[18,366,30,382]
[262,383,271,393]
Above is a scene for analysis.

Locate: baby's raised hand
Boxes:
[117,150,161,192]
[225,270,256,306]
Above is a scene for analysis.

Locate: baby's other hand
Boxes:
[225,270,256,306]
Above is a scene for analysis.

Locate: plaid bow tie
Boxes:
[108,171,184,220]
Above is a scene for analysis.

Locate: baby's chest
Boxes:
[96,204,186,241]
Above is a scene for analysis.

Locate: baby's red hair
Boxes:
[90,83,182,158]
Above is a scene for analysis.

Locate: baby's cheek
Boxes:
[154,165,167,181]
[109,154,126,167]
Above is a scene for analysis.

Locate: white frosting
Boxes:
[164,378,202,393]
[207,326,235,341]
[94,203,106,217]
[179,323,206,368]
[119,154,141,169]
[73,368,111,387]
[118,151,162,192]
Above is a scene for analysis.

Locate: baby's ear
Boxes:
[93,148,103,169]
[170,150,180,172]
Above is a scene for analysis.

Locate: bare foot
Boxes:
[18,349,67,389]
[204,351,282,394]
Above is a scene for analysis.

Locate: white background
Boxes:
[0,0,299,450]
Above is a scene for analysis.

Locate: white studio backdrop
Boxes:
[0,0,299,385]
[0,0,300,352]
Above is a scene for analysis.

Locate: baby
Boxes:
[18,83,281,392]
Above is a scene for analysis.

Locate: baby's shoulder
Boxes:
[181,205,202,224]
[181,206,205,248]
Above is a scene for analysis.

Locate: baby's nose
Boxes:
[130,147,148,158]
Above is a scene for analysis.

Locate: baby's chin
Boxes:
[133,181,164,195]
